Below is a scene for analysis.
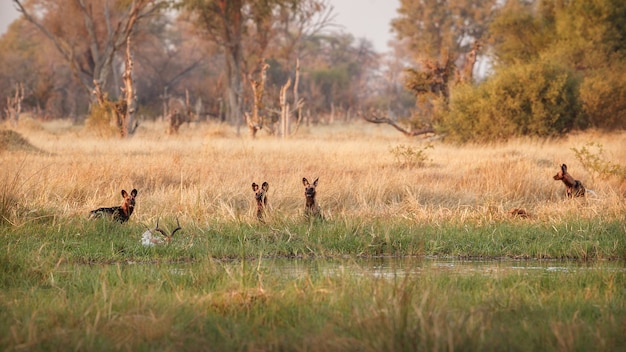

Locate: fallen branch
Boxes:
[362,112,435,137]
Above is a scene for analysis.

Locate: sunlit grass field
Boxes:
[1,118,625,350]
[4,118,626,226]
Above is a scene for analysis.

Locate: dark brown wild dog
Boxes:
[553,164,585,198]
[302,177,322,218]
[252,182,269,220]
[90,189,138,223]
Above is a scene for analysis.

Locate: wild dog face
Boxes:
[302,177,321,217]
[90,188,138,223]
[252,182,269,219]
[553,164,585,198]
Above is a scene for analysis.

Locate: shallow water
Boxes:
[169,257,626,278]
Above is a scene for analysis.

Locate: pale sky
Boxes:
[0,0,399,52]
[0,1,20,35]
[328,0,400,52]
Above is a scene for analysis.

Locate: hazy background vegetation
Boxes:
[1,0,624,141]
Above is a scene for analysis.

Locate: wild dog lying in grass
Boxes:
[302,177,322,219]
[553,164,585,198]
[509,208,530,218]
[252,182,269,220]
[141,218,181,247]
[90,189,138,223]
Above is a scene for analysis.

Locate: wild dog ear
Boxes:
[252,183,259,191]
[303,178,309,187]
[131,189,138,197]
[121,190,128,198]
[561,164,567,173]
[262,182,269,191]
[313,177,319,187]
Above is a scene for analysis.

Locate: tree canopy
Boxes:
[1,0,625,141]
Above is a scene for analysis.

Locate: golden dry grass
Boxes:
[2,118,625,226]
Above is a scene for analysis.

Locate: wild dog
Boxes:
[302,177,322,218]
[252,182,269,220]
[90,189,138,223]
[509,208,530,218]
[553,164,586,198]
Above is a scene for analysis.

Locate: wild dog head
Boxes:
[89,188,138,223]
[252,182,269,220]
[302,177,321,217]
[553,164,585,198]
[122,189,138,211]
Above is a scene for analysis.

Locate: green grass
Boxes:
[1,124,625,350]
[1,215,625,350]
[3,215,625,266]
[1,246,624,351]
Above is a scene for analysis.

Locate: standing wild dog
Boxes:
[90,189,138,223]
[302,177,322,218]
[553,164,586,198]
[252,182,269,220]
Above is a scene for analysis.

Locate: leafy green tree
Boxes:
[485,0,626,134]
[387,0,496,135]
[392,0,496,61]
[488,0,555,66]
[441,62,583,142]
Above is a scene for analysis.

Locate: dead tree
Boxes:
[91,37,139,138]
[362,110,435,137]
[4,83,24,127]
[14,0,163,95]
[278,60,304,138]
[120,37,138,137]
[456,40,482,84]
[245,62,270,138]
[166,90,195,135]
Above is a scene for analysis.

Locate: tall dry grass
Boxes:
[1,118,625,227]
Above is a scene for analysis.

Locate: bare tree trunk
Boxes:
[161,86,169,122]
[166,90,194,135]
[456,40,482,84]
[92,37,138,138]
[279,78,291,139]
[246,62,269,138]
[120,37,138,138]
[4,83,24,127]
[291,59,304,134]
[224,42,244,135]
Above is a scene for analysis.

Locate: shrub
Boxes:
[389,143,433,168]
[441,62,585,143]
[579,65,626,130]
[571,142,626,181]
[84,102,118,138]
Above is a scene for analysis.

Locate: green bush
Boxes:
[389,143,433,168]
[572,142,626,181]
[579,65,626,130]
[440,62,585,143]
[84,102,118,138]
